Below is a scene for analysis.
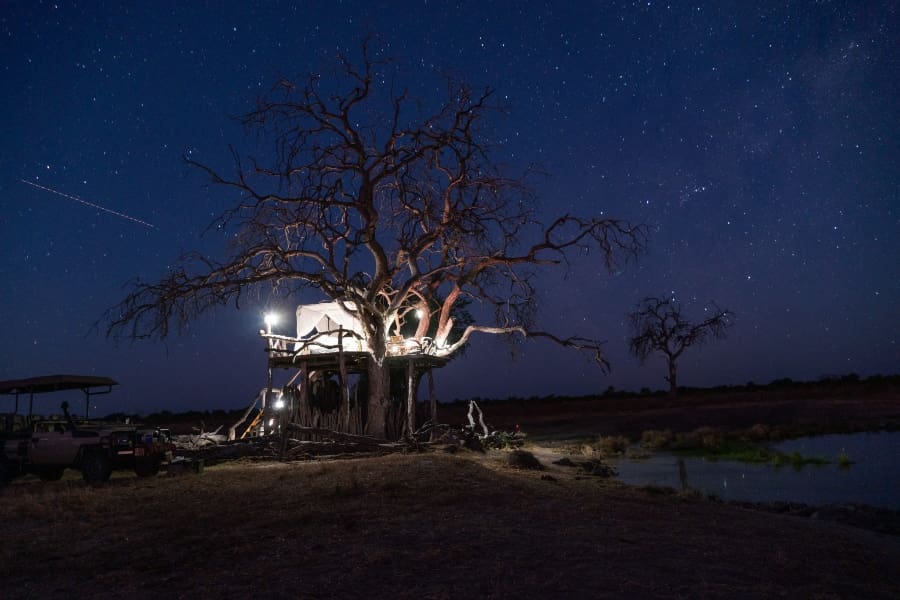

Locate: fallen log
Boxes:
[284,440,401,457]
[284,424,389,446]
[173,427,227,449]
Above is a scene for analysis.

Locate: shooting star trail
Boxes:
[21,179,156,229]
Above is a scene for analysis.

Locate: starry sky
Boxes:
[2,1,898,415]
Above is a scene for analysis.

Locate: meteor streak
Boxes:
[21,179,156,229]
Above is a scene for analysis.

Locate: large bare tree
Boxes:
[107,42,646,438]
[627,296,734,399]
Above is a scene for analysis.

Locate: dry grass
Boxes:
[640,428,675,449]
[1,451,898,599]
[591,435,631,457]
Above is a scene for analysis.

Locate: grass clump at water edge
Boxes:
[579,435,631,458]
[772,451,829,470]
[638,426,835,469]
[836,452,854,468]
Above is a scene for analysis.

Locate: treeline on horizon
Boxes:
[105,372,898,425]
[453,372,899,405]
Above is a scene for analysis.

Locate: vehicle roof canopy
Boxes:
[0,375,118,395]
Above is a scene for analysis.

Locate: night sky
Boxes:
[2,2,897,415]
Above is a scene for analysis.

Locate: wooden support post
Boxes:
[285,368,304,425]
[288,381,297,425]
[428,369,437,441]
[264,366,274,436]
[406,358,415,440]
[298,361,309,429]
[339,326,350,433]
[353,379,362,434]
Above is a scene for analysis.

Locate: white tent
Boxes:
[294,301,367,353]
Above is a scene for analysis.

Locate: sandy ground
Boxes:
[1,449,898,599]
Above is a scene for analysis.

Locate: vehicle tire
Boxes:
[134,456,161,477]
[81,451,112,483]
[37,468,65,482]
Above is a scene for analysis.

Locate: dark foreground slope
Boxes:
[1,452,898,599]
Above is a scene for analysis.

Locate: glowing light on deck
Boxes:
[264,312,279,334]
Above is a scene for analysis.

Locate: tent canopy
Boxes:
[296,301,365,339]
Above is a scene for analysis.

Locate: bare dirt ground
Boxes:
[2,449,899,599]
[3,383,898,598]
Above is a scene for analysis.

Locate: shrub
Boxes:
[594,435,630,457]
[640,429,674,449]
[743,423,771,442]
[694,427,725,450]
[836,452,854,468]
[772,451,828,469]
[735,447,775,463]
[483,430,522,449]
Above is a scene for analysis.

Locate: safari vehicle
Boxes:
[0,375,174,485]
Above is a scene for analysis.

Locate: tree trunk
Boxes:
[362,319,391,438]
[365,323,391,439]
[365,356,391,439]
[667,358,678,399]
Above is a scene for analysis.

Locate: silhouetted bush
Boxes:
[640,429,674,449]
[593,435,630,457]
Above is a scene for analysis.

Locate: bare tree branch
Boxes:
[104,41,647,436]
[627,296,734,398]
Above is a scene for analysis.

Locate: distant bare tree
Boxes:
[106,40,646,438]
[628,297,734,398]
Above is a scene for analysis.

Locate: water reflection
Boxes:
[609,431,900,509]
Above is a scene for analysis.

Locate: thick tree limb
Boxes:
[104,41,647,436]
